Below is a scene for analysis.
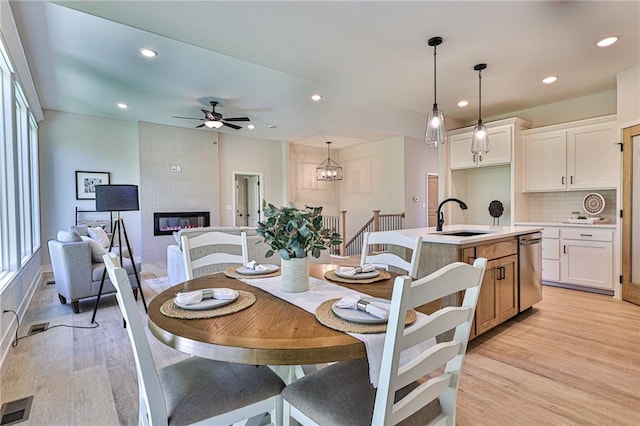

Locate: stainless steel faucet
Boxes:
[436,198,468,231]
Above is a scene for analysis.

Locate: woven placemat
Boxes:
[324,269,391,284]
[223,266,281,279]
[315,298,416,334]
[160,290,256,319]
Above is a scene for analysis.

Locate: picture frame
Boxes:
[75,171,110,200]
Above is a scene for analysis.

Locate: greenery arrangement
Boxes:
[257,201,343,260]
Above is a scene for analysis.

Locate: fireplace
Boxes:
[154,212,210,236]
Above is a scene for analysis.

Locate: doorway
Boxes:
[233,172,263,227]
[426,173,439,227]
[622,125,640,305]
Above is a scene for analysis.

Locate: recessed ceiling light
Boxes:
[247,124,255,130]
[117,103,129,109]
[542,76,558,84]
[311,94,322,102]
[139,48,157,58]
[267,124,277,129]
[596,36,619,48]
[457,100,469,108]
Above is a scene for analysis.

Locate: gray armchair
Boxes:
[48,239,139,313]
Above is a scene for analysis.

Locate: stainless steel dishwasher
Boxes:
[519,232,542,311]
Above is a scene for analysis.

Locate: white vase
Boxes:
[281,257,309,292]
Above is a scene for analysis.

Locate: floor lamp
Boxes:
[91,184,147,324]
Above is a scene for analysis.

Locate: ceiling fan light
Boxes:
[204,120,223,129]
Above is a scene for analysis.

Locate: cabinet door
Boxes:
[567,122,618,189]
[475,262,499,335]
[496,255,518,322]
[523,131,567,191]
[560,239,613,289]
[449,125,513,170]
[542,259,560,282]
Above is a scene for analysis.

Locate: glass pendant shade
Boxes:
[471,63,489,161]
[425,36,447,148]
[316,142,343,181]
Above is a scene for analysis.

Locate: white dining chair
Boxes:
[281,257,487,426]
[182,230,248,280]
[103,253,284,426]
[360,230,423,278]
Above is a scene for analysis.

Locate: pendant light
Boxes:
[316,141,343,181]
[425,36,447,148]
[471,63,489,162]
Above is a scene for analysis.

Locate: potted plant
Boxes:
[257,201,342,292]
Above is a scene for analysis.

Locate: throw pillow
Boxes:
[69,224,89,237]
[81,236,108,263]
[57,230,82,243]
[88,226,110,249]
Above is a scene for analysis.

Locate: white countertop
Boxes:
[516,221,617,229]
[396,224,543,245]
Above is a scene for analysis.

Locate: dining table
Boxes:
[147,264,440,369]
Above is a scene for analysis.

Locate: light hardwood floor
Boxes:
[1,267,638,425]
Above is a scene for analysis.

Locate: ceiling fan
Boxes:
[173,101,250,130]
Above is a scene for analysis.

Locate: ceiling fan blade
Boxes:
[223,117,250,122]
[223,122,242,130]
[173,116,204,121]
[195,124,205,128]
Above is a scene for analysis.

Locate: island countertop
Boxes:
[395,224,543,245]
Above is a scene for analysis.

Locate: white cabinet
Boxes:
[450,124,513,170]
[559,227,613,290]
[541,227,560,282]
[523,117,618,192]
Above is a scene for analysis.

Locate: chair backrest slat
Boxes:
[182,231,248,280]
[103,253,168,425]
[360,231,423,278]
[373,257,487,426]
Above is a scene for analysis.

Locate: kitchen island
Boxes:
[390,224,542,339]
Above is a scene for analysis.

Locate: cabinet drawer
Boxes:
[560,228,613,242]
[542,259,560,282]
[541,227,560,238]
[476,239,518,260]
[542,239,560,260]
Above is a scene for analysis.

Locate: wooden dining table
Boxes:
[148,264,441,367]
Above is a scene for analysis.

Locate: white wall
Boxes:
[404,136,439,228]
[39,110,140,262]
[339,137,405,239]
[617,64,640,127]
[217,133,284,225]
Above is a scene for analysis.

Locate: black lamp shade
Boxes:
[95,185,139,212]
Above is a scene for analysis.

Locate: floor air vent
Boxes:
[27,323,48,335]
[0,396,33,425]
[45,280,55,286]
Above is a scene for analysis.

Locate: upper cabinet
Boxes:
[522,116,618,192]
[449,124,514,169]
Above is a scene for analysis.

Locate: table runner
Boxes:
[240,275,435,388]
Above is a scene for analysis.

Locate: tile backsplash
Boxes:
[528,190,616,223]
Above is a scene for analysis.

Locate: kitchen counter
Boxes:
[396,224,543,246]
[515,221,617,229]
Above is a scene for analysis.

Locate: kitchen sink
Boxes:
[430,230,493,237]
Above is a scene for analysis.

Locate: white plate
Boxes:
[331,297,390,324]
[174,294,238,311]
[236,264,279,275]
[334,269,381,280]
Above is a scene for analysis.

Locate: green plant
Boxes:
[256,202,342,260]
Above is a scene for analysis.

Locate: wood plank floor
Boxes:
[1,267,638,425]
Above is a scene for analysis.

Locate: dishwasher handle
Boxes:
[520,238,542,245]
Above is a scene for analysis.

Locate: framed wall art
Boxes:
[76,171,110,200]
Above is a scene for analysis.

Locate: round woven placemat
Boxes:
[160,290,256,319]
[223,266,281,279]
[324,269,391,284]
[315,298,416,334]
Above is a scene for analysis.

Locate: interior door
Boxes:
[426,174,439,227]
[247,175,260,227]
[622,125,640,305]
[236,177,248,226]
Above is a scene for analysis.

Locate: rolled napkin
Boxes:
[335,295,390,320]
[175,288,239,306]
[338,263,376,277]
[244,260,271,272]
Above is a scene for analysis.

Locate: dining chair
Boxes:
[281,257,487,426]
[360,231,424,278]
[182,230,248,280]
[103,253,284,426]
